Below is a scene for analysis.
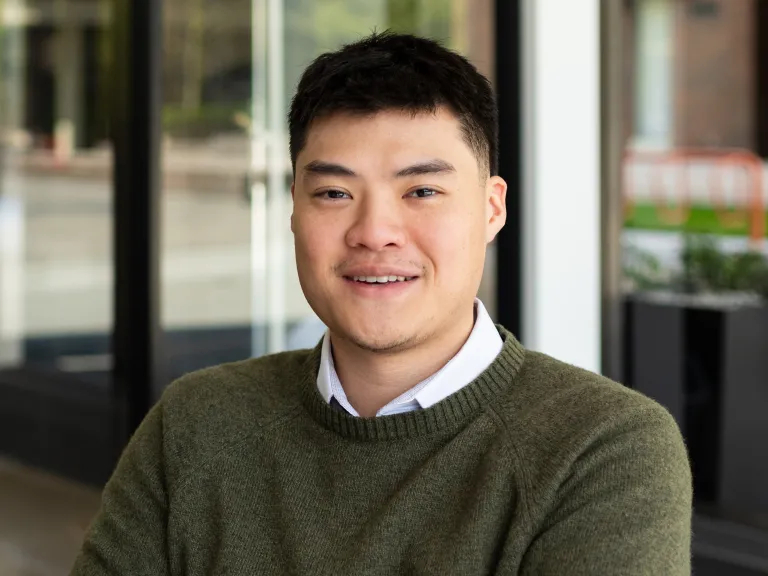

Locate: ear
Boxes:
[290,182,296,233]
[485,176,507,243]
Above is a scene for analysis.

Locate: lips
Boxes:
[341,265,422,282]
[350,275,417,284]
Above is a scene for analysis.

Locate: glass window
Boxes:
[0,0,115,480]
[160,0,496,381]
[0,0,113,378]
[619,0,768,530]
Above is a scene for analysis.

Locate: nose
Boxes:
[345,194,406,251]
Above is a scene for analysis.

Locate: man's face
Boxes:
[291,107,506,353]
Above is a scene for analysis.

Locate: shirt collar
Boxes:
[316,299,503,413]
[317,330,336,405]
[412,298,502,408]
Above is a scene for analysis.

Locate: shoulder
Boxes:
[156,348,316,481]
[498,352,692,571]
[163,347,315,421]
[498,349,687,483]
[510,349,676,429]
[492,329,660,426]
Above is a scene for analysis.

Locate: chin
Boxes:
[339,324,417,354]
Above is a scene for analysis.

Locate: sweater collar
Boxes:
[317,299,504,416]
[301,325,526,441]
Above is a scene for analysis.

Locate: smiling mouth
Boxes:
[346,275,418,284]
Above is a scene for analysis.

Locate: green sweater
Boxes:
[71,328,692,575]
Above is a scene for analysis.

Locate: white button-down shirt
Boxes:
[316,299,503,417]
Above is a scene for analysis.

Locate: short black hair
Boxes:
[289,31,498,176]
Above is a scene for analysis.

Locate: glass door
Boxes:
[0,0,117,484]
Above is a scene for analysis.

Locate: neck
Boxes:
[330,303,476,417]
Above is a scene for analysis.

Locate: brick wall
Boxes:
[622,0,636,147]
[673,0,755,149]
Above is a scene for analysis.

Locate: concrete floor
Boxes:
[0,458,100,576]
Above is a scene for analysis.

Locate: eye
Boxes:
[406,188,439,199]
[316,189,351,200]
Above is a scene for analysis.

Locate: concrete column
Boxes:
[521,0,601,372]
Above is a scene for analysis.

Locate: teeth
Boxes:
[352,275,412,283]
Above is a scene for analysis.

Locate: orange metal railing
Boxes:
[623,148,765,244]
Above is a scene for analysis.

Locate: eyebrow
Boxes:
[302,159,457,178]
[395,159,456,178]
[302,160,357,177]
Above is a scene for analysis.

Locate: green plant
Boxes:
[727,251,768,294]
[677,234,768,298]
[624,233,768,300]
[679,235,730,292]
[623,244,667,291]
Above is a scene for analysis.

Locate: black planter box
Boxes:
[625,292,768,522]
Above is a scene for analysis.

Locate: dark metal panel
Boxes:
[0,370,114,486]
[719,305,768,518]
[631,298,686,425]
[684,307,723,505]
[112,0,164,444]
[622,297,634,387]
[694,513,768,575]
[494,0,522,337]
[693,557,767,576]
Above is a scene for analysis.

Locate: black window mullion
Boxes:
[494,0,523,338]
[112,0,164,447]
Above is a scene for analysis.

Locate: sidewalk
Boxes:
[3,137,291,195]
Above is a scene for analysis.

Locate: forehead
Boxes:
[298,108,477,173]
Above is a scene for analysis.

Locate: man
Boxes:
[71,32,692,575]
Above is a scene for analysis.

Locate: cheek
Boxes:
[294,213,338,272]
[416,213,484,276]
